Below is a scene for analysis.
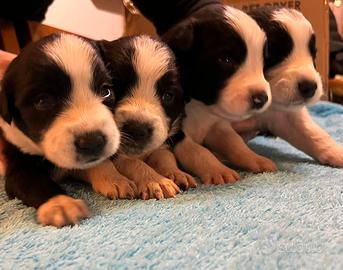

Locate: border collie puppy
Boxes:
[130,0,273,183]
[229,8,343,169]
[85,35,196,200]
[0,33,122,227]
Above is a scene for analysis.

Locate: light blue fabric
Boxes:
[1,101,343,269]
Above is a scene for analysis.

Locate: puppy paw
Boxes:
[92,176,137,200]
[245,155,278,173]
[37,195,89,228]
[317,148,343,167]
[138,178,181,200]
[202,166,240,185]
[159,168,197,190]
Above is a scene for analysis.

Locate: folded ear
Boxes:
[162,19,195,53]
[0,82,12,123]
[93,39,109,56]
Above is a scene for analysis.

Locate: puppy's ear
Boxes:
[162,19,195,52]
[0,83,13,123]
[94,40,113,65]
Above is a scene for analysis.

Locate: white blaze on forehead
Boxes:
[44,34,98,87]
[272,9,313,62]
[131,36,172,101]
[43,33,102,105]
[223,5,266,74]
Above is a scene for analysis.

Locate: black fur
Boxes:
[161,4,247,105]
[165,130,186,149]
[98,38,138,104]
[309,33,317,62]
[248,7,294,72]
[156,69,184,124]
[4,139,66,208]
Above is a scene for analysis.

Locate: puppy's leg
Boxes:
[204,121,277,173]
[114,155,180,200]
[268,108,343,167]
[174,136,240,185]
[4,142,89,228]
[145,147,197,190]
[78,159,137,200]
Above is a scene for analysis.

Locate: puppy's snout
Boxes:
[121,120,153,144]
[298,80,317,99]
[251,91,269,110]
[74,131,106,157]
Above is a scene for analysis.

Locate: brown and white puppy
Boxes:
[85,35,196,200]
[0,33,123,227]
[224,8,341,171]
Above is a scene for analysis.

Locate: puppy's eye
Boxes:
[162,91,175,104]
[263,42,269,60]
[218,56,232,65]
[34,94,56,111]
[100,85,115,100]
[309,34,317,59]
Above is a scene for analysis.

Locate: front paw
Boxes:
[37,195,89,228]
[317,148,343,167]
[201,166,240,185]
[159,168,197,190]
[92,176,137,200]
[244,155,278,173]
[138,178,181,200]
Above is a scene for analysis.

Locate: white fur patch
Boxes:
[213,6,271,120]
[0,118,43,155]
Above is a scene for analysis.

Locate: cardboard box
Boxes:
[124,0,329,98]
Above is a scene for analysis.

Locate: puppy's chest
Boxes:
[50,167,69,182]
[183,100,221,143]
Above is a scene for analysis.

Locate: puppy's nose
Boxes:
[121,120,153,143]
[251,91,269,110]
[298,80,317,99]
[74,131,106,157]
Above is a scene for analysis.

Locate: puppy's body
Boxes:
[86,35,195,199]
[0,33,122,227]
[220,8,343,170]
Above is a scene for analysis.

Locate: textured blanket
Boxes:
[1,101,342,269]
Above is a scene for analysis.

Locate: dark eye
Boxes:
[263,42,269,60]
[162,91,175,104]
[34,94,56,111]
[100,84,115,101]
[218,56,232,65]
[309,34,317,59]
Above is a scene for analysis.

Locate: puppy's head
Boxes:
[249,8,322,110]
[162,5,271,121]
[99,36,184,155]
[0,33,120,169]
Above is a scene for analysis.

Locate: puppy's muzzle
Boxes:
[74,131,107,160]
[122,120,153,143]
[251,90,269,110]
[298,80,317,99]
[121,120,153,149]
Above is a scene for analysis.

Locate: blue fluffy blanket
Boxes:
[1,102,342,269]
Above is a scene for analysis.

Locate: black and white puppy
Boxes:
[86,35,196,200]
[230,8,343,169]
[131,1,273,184]
[0,33,121,227]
